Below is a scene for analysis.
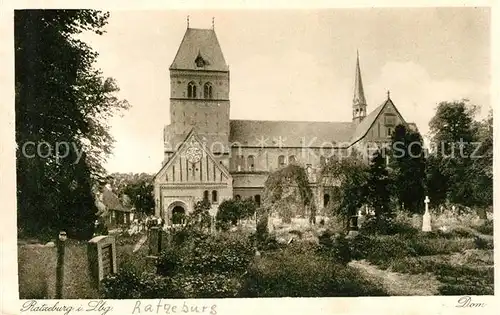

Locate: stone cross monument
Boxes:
[422,196,432,232]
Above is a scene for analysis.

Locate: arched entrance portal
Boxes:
[171,206,186,225]
[166,201,189,225]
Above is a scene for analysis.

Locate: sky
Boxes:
[80,8,491,174]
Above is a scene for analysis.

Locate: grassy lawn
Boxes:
[18,231,150,299]
[18,239,98,299]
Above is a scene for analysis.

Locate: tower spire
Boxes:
[352,50,367,124]
[187,15,190,29]
[353,50,366,105]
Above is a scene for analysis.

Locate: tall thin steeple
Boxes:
[352,50,367,124]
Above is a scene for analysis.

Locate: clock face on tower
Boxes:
[185,145,202,164]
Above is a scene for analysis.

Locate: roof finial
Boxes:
[387,90,391,99]
[187,15,190,29]
[212,17,215,30]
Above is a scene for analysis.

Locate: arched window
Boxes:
[203,190,209,201]
[319,155,326,167]
[254,194,261,207]
[247,155,255,171]
[278,155,285,168]
[236,155,244,171]
[212,190,218,203]
[289,155,296,164]
[204,82,213,99]
[187,82,197,99]
[235,194,241,201]
[323,194,330,208]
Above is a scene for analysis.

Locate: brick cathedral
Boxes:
[153,24,417,224]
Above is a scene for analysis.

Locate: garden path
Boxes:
[348,260,440,296]
[133,234,148,253]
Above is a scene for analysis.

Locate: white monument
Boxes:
[422,196,432,232]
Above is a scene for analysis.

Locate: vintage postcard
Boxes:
[1,1,498,315]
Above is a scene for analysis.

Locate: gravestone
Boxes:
[357,209,366,228]
[87,235,117,287]
[148,226,162,256]
[422,196,432,232]
[344,214,360,238]
[349,215,359,231]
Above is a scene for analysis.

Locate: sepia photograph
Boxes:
[12,7,493,302]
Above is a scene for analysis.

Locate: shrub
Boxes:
[101,270,182,299]
[318,229,335,247]
[385,218,420,235]
[256,216,268,239]
[253,232,281,252]
[116,244,151,275]
[156,247,181,277]
[101,268,143,299]
[432,227,475,238]
[475,220,493,235]
[474,236,493,250]
[331,234,351,264]
[240,246,387,297]
[358,216,379,234]
[157,232,254,277]
[359,215,418,235]
[435,264,494,295]
[170,224,209,247]
[182,233,254,275]
[349,233,476,268]
[173,273,242,298]
[216,198,257,230]
[318,230,351,264]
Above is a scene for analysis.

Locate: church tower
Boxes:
[165,21,230,160]
[352,51,367,124]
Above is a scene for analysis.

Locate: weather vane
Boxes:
[212,17,215,30]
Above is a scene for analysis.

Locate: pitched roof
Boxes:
[102,187,130,212]
[350,97,411,145]
[170,28,228,72]
[350,100,389,145]
[229,119,355,148]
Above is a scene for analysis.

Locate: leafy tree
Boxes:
[321,156,368,230]
[389,124,426,213]
[262,164,315,224]
[425,154,448,207]
[365,150,392,220]
[187,200,212,231]
[108,172,153,196]
[123,179,155,215]
[469,110,493,208]
[15,10,129,240]
[428,100,481,208]
[216,198,257,230]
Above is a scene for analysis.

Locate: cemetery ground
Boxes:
[17,208,494,299]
